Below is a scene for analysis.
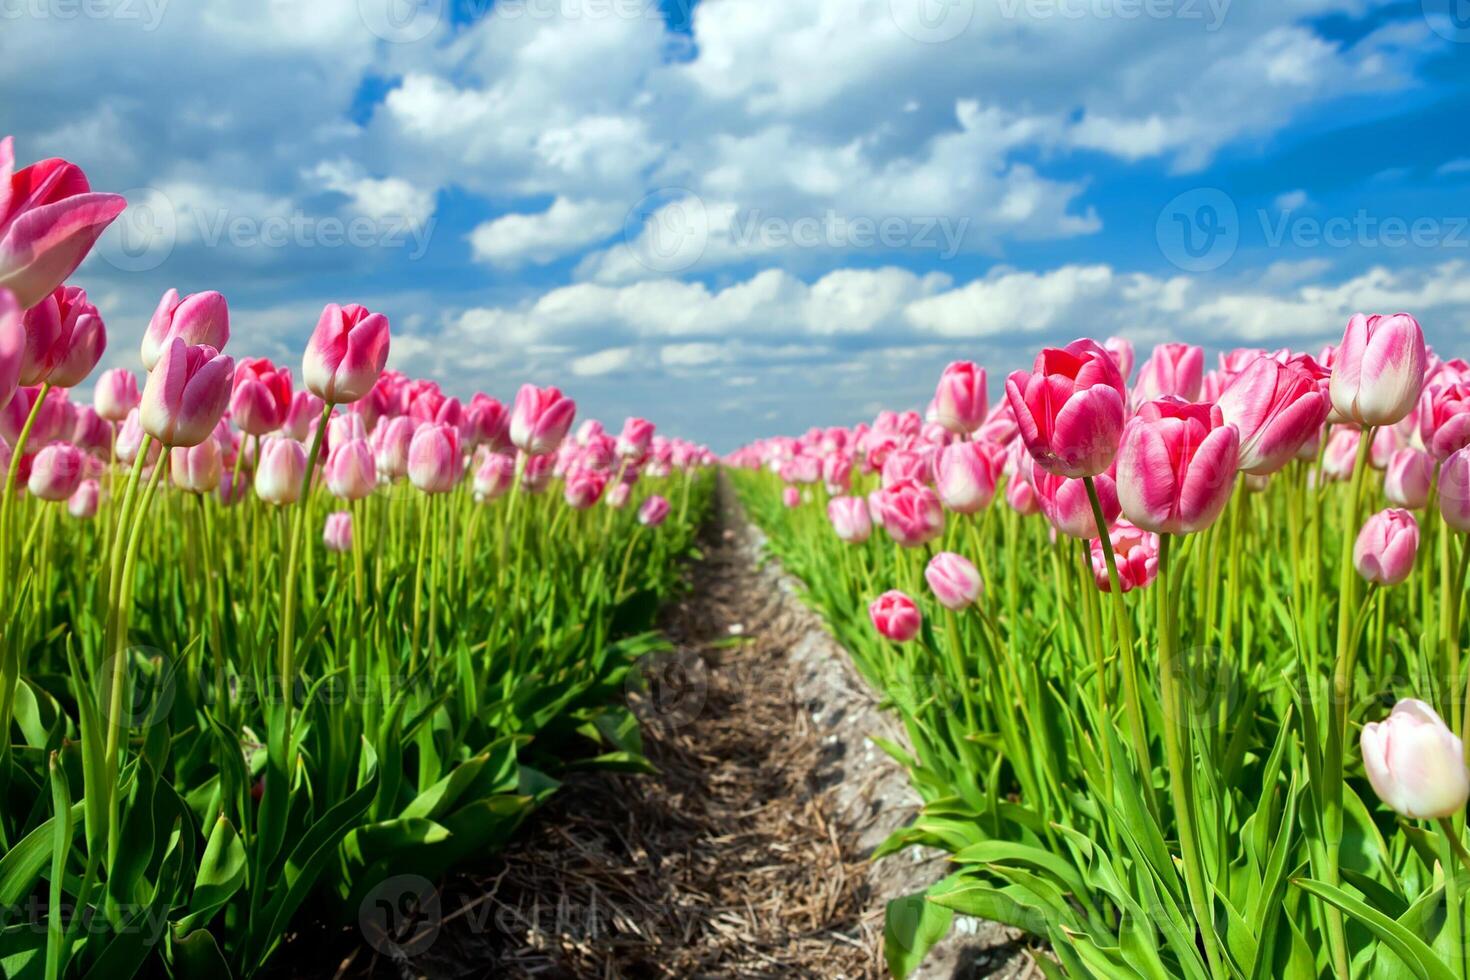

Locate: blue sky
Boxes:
[1,0,1467,449]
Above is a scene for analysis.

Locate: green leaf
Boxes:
[1293,877,1456,980]
[884,889,954,980]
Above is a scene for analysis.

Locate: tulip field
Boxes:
[0,138,718,977]
[731,329,1470,979]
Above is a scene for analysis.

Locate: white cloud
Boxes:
[468,197,625,267]
[571,346,636,376]
[1275,189,1311,211]
[1438,158,1470,177]
[309,160,436,228]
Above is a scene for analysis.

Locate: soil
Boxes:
[272,477,1035,979]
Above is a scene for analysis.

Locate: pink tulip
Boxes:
[115,408,158,465]
[638,494,671,527]
[1321,427,1361,481]
[217,470,246,507]
[564,467,608,509]
[822,451,853,494]
[1330,313,1428,427]
[1134,342,1203,404]
[473,450,516,501]
[880,449,930,488]
[510,384,576,456]
[869,590,921,643]
[617,417,656,460]
[935,441,1002,514]
[407,422,461,494]
[0,137,126,309]
[67,478,98,519]
[1117,398,1239,535]
[303,303,390,404]
[1418,382,1470,460]
[230,357,293,436]
[932,361,988,435]
[782,485,801,508]
[874,479,944,547]
[27,443,83,501]
[282,389,325,442]
[324,438,376,500]
[371,415,414,480]
[1384,447,1434,510]
[1361,699,1470,819]
[1006,338,1127,479]
[1027,456,1120,539]
[606,481,631,509]
[1442,447,1470,533]
[255,437,307,505]
[170,439,222,493]
[1353,508,1419,586]
[1,384,70,446]
[71,405,111,457]
[21,285,106,388]
[1090,520,1159,593]
[466,394,509,452]
[925,552,982,610]
[0,287,19,413]
[93,367,138,423]
[827,496,872,543]
[323,511,353,553]
[140,289,229,372]
[139,339,234,448]
[1005,471,1040,516]
[1216,355,1331,475]
[1103,337,1135,383]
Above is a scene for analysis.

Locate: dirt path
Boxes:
[286,478,1032,979]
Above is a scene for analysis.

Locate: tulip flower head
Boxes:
[1419,382,1470,460]
[139,339,234,448]
[869,590,921,643]
[1134,342,1204,405]
[638,494,671,527]
[0,288,20,413]
[371,415,415,480]
[1006,338,1127,479]
[115,408,159,465]
[1216,355,1331,475]
[467,394,510,452]
[1442,446,1470,533]
[303,303,390,404]
[1384,447,1434,510]
[1028,456,1120,539]
[255,437,307,505]
[140,289,229,372]
[0,137,127,308]
[925,552,982,610]
[323,511,353,553]
[932,361,988,435]
[1329,313,1428,427]
[1103,336,1135,383]
[874,479,944,547]
[1090,521,1159,593]
[67,478,99,519]
[325,438,376,500]
[1361,699,1470,820]
[828,496,872,543]
[617,417,656,461]
[93,367,139,422]
[230,357,293,436]
[1117,398,1239,535]
[170,438,222,493]
[606,481,631,509]
[782,485,801,508]
[22,285,106,388]
[1353,508,1419,586]
[473,450,515,502]
[27,443,83,501]
[935,440,1002,515]
[564,467,608,509]
[510,384,576,456]
[408,422,461,494]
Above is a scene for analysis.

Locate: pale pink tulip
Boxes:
[932,361,988,435]
[27,443,83,500]
[407,422,461,494]
[140,289,229,372]
[925,552,982,610]
[323,511,353,553]
[1134,342,1203,404]
[115,408,159,465]
[564,467,608,509]
[617,417,656,460]
[510,384,576,456]
[1027,456,1119,539]
[1117,398,1239,535]
[1090,521,1159,593]
[303,303,390,404]
[1322,427,1361,481]
[466,394,509,452]
[782,485,801,508]
[1384,447,1434,510]
[1103,337,1135,383]
[1353,508,1419,586]
[255,437,307,505]
[1330,313,1428,427]
[139,339,233,448]
[827,496,872,543]
[170,439,222,493]
[93,367,138,422]
[1442,447,1470,533]
[638,494,671,527]
[1418,381,1470,460]
[935,441,1002,514]
[324,438,376,500]
[371,415,415,480]
[67,478,98,519]
[0,287,19,413]
[1361,699,1470,819]
[1216,355,1331,475]
[230,357,293,436]
[874,479,944,547]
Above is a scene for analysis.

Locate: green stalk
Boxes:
[277,402,333,752]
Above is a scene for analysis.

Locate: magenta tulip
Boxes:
[1090,521,1159,593]
[466,394,510,452]
[407,422,461,494]
[932,361,988,435]
[564,467,608,509]
[638,494,671,527]
[925,552,983,610]
[869,590,921,643]
[140,289,229,372]
[1117,398,1239,535]
[874,479,944,547]
[27,443,83,501]
[1384,447,1434,510]
[617,417,656,461]
[1134,342,1203,404]
[230,357,293,436]
[1215,355,1331,475]
[1027,457,1120,539]
[1419,382,1470,460]
[139,339,234,448]
[1006,338,1127,479]
[303,303,390,404]
[0,137,126,309]
[510,385,576,456]
[1330,313,1428,427]
[324,438,376,500]
[1353,508,1419,586]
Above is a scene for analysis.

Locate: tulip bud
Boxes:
[1384,447,1434,510]
[1117,398,1239,535]
[323,511,353,553]
[606,481,631,509]
[473,450,515,502]
[115,408,159,465]
[1103,337,1135,383]
[874,479,944,547]
[68,478,99,519]
[467,394,510,451]
[371,415,414,480]
[93,367,139,422]
[230,357,293,435]
[1006,338,1127,478]
[1134,342,1204,404]
[1330,313,1428,427]
[1090,520,1159,593]
[1216,355,1331,475]
[302,303,390,404]
[324,438,376,500]
[1419,382,1470,460]
[170,439,222,493]
[140,289,229,372]
[638,494,671,527]
[1353,508,1419,586]
[932,361,988,434]
[27,443,83,501]
[139,339,234,447]
[617,417,656,460]
[1442,446,1470,533]
[407,422,461,494]
[22,286,105,388]
[70,405,111,457]
[935,441,1002,514]
[1361,699,1470,820]
[925,552,982,610]
[521,452,554,493]
[0,288,20,414]
[782,485,801,508]
[869,590,921,643]
[564,467,608,509]
[255,437,307,505]
[510,384,576,456]
[827,496,872,543]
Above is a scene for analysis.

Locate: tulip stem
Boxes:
[1440,817,1467,980]
[278,402,332,754]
